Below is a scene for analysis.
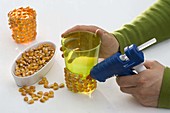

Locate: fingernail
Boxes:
[61,33,66,38]
[61,34,64,38]
[95,29,100,37]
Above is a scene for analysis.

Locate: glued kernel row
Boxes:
[64,68,97,93]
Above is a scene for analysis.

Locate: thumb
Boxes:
[143,60,157,69]
[143,60,152,69]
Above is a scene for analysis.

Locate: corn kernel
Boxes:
[48,93,54,98]
[53,86,59,90]
[28,91,34,95]
[33,97,39,101]
[24,96,28,102]
[21,91,27,96]
[53,82,58,86]
[18,88,24,92]
[23,86,28,90]
[42,77,47,81]
[28,99,34,104]
[37,91,43,95]
[29,86,35,90]
[59,83,65,88]
[44,92,49,96]
[43,96,49,101]
[31,94,36,98]
[49,90,54,94]
[49,84,54,88]
[38,80,44,85]
[40,98,45,103]
[44,83,49,88]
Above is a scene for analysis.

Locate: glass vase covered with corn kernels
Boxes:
[61,31,101,95]
[8,7,37,44]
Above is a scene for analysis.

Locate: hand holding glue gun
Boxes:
[61,25,165,107]
[90,38,157,82]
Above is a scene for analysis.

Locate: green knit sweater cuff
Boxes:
[158,67,170,108]
[112,32,129,54]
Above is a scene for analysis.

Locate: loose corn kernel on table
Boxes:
[0,0,170,113]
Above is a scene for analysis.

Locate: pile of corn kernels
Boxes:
[19,77,65,104]
[15,43,55,77]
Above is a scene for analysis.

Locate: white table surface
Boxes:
[1,0,170,113]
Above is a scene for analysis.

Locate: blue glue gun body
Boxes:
[90,44,144,82]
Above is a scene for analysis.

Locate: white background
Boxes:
[0,0,170,113]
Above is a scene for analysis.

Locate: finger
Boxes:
[116,75,140,87]
[143,60,153,69]
[61,25,105,37]
[61,25,96,37]
[120,86,137,94]
[143,60,159,69]
[143,60,164,70]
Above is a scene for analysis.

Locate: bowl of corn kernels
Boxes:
[11,41,56,87]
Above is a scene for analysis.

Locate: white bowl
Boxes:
[11,41,56,87]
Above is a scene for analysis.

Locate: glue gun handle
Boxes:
[133,63,146,73]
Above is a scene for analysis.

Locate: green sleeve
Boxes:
[112,0,170,108]
[113,0,170,53]
[158,67,170,108]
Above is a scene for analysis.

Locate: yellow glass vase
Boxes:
[61,31,101,94]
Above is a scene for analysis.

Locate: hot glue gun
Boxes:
[90,38,157,82]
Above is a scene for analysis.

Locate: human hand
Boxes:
[61,25,119,59]
[116,60,165,107]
